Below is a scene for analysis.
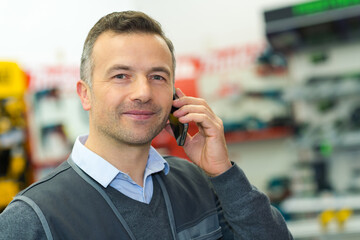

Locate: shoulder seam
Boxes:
[12,196,53,240]
[20,162,71,195]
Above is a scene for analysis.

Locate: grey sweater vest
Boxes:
[13,156,222,240]
[104,178,173,239]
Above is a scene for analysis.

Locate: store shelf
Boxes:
[0,129,25,149]
[287,215,360,240]
[153,126,293,150]
[282,195,360,239]
[224,126,293,144]
[281,195,360,214]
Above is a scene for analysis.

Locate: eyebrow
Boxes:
[106,65,131,76]
[105,65,172,80]
[150,66,171,77]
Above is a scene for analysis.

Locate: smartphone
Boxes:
[169,94,188,146]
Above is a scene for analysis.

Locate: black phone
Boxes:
[169,94,188,146]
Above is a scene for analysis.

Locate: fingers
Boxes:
[173,88,223,136]
[175,88,185,98]
[174,96,212,112]
[173,89,213,114]
[174,88,211,110]
[172,104,212,120]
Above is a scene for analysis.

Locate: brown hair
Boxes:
[80,11,175,87]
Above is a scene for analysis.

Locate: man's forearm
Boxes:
[210,163,293,240]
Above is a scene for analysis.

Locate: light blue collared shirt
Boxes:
[71,135,169,204]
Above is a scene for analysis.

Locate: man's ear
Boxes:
[77,80,91,111]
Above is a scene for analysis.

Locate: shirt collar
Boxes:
[70,135,169,188]
[148,146,170,175]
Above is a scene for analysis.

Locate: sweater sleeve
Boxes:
[0,200,47,240]
[210,163,294,240]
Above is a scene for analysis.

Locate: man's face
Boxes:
[87,31,174,145]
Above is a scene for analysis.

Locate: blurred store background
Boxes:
[1,0,360,239]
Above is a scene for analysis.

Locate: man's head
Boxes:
[80,11,176,88]
[77,11,175,147]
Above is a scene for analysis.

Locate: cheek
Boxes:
[92,90,120,112]
[159,92,173,110]
[102,86,123,102]
[164,98,174,118]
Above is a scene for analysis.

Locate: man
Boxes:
[0,11,293,239]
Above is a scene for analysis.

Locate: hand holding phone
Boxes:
[169,88,232,177]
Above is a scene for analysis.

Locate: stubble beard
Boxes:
[94,103,170,146]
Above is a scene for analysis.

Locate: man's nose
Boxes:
[129,76,152,103]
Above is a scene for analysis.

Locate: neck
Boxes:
[85,132,151,187]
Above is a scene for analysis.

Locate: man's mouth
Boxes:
[123,110,156,120]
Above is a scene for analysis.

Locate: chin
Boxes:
[124,138,153,146]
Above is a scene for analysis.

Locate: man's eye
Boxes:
[152,75,165,81]
[115,74,127,79]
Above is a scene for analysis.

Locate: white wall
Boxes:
[0,0,135,67]
[0,0,300,67]
[134,0,300,56]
